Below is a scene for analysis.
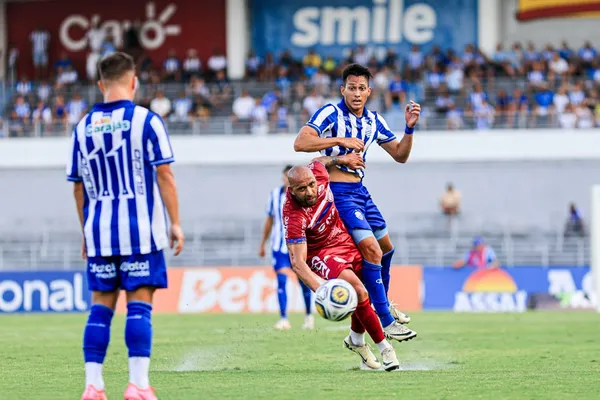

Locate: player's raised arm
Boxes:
[379,101,421,163]
[294,106,364,153]
[259,194,275,258]
[287,242,321,292]
[312,153,365,170]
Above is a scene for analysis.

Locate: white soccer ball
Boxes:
[314,279,358,322]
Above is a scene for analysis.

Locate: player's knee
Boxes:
[359,240,383,264]
[353,283,369,302]
[126,286,155,304]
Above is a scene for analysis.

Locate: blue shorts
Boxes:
[330,181,387,234]
[272,251,291,272]
[87,250,168,292]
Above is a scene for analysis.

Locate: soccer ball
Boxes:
[314,279,358,322]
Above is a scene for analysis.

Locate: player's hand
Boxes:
[81,240,87,261]
[340,152,365,170]
[258,245,266,258]
[169,224,185,256]
[405,101,421,128]
[337,137,365,152]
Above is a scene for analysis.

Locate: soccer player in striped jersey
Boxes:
[67,52,184,400]
[259,165,314,330]
[294,63,420,342]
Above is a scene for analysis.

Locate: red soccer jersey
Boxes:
[283,161,351,253]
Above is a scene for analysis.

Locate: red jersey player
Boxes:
[283,154,401,371]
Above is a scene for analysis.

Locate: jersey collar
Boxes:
[337,99,368,118]
[92,100,135,112]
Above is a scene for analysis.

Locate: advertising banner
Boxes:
[7,0,226,79]
[422,266,595,312]
[250,0,478,60]
[516,0,600,21]
[0,271,90,313]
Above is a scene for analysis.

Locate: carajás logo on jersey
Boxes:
[453,269,527,313]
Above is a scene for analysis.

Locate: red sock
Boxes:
[350,313,365,334]
[353,298,385,343]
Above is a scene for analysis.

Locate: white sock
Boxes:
[129,357,150,389]
[85,362,104,390]
[349,329,365,346]
[376,339,393,354]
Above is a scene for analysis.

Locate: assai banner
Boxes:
[250,0,478,60]
[422,266,594,312]
[0,271,90,313]
[516,0,600,21]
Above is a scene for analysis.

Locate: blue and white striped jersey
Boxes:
[306,100,396,178]
[66,100,174,258]
[266,186,287,254]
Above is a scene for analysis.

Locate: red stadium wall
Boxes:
[116,266,423,314]
[7,0,226,79]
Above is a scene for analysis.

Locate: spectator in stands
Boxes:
[553,84,569,115]
[578,41,597,70]
[558,103,577,129]
[212,70,232,107]
[354,45,370,66]
[425,64,444,91]
[170,91,192,123]
[558,41,574,62]
[16,76,32,96]
[473,98,495,130]
[150,90,172,118]
[30,25,50,79]
[574,100,594,129]
[302,49,322,79]
[527,62,546,90]
[163,49,182,82]
[32,100,52,130]
[548,52,570,83]
[469,83,487,109]
[207,48,227,80]
[446,104,463,130]
[183,49,201,81]
[66,93,87,128]
[101,35,117,58]
[54,95,68,130]
[322,55,337,77]
[55,52,72,74]
[56,65,78,87]
[123,21,141,60]
[251,97,269,135]
[454,236,499,270]
[245,50,261,80]
[35,80,51,103]
[86,50,101,83]
[445,56,464,94]
[373,66,391,92]
[568,81,585,106]
[275,66,291,96]
[434,85,454,115]
[564,203,585,238]
[440,183,461,216]
[302,88,324,119]
[232,89,255,123]
[533,83,554,126]
[11,96,30,133]
[271,100,290,133]
[87,20,105,54]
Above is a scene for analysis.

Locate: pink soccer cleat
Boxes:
[81,385,107,400]
[124,383,158,400]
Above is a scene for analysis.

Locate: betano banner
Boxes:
[516,0,600,20]
[250,0,478,60]
[0,266,421,313]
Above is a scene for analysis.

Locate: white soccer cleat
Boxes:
[302,315,315,330]
[383,321,417,342]
[274,318,291,330]
[381,347,400,371]
[343,335,381,370]
[389,301,411,324]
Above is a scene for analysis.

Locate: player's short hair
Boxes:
[98,52,135,82]
[283,165,293,174]
[342,63,373,85]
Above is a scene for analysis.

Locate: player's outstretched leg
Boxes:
[339,269,399,371]
[82,301,114,400]
[274,272,291,330]
[377,240,411,325]
[344,313,381,370]
[124,294,157,400]
[299,279,314,329]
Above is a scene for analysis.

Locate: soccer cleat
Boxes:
[389,301,411,324]
[302,315,315,330]
[381,347,400,371]
[274,318,291,330]
[124,383,157,400]
[383,321,417,342]
[343,335,381,370]
[81,385,107,400]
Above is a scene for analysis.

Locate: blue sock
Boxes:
[381,248,395,298]
[276,273,288,319]
[83,304,114,363]
[125,302,153,358]
[299,279,312,315]
[362,260,395,327]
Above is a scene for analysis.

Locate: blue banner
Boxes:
[0,271,90,313]
[250,0,478,60]
[422,266,593,312]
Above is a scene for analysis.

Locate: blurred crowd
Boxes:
[4,26,600,137]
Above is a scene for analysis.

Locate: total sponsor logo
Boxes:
[453,269,527,313]
[120,261,150,278]
[177,269,314,313]
[89,262,117,279]
[0,273,88,313]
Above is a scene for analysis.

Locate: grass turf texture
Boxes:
[1,312,599,399]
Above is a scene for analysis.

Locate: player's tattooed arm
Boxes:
[287,242,321,292]
[313,153,365,170]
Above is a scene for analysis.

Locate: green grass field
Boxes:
[1,312,599,399]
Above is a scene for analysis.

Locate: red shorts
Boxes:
[307,241,362,280]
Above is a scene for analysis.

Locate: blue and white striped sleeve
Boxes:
[375,113,397,145]
[146,113,175,166]
[306,104,337,136]
[66,128,82,182]
[266,191,274,217]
